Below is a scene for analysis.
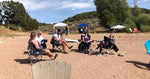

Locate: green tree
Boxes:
[0,1,39,31]
[132,5,141,17]
[94,0,132,27]
[131,5,142,29]
[117,0,132,25]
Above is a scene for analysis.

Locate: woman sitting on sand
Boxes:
[78,32,93,53]
[96,34,116,55]
[52,29,73,54]
[28,32,58,60]
[81,31,91,48]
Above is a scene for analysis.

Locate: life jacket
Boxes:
[28,39,42,52]
[28,39,36,53]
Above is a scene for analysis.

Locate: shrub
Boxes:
[8,24,19,31]
[140,25,150,32]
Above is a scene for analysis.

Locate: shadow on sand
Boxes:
[23,51,28,54]
[126,61,150,70]
[70,49,80,52]
[14,58,30,64]
[70,48,102,56]
[14,58,48,64]
[49,49,61,53]
[70,48,90,54]
[49,48,81,54]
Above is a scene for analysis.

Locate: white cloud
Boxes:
[136,0,150,3]
[20,0,53,11]
[142,0,149,2]
[0,0,95,11]
[127,0,150,6]
[58,1,93,10]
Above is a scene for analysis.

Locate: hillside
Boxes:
[63,8,150,23]
[0,26,15,35]
[63,11,105,33]
[38,8,150,33]
[63,11,97,22]
[0,26,26,36]
[65,18,104,33]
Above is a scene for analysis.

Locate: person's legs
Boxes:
[99,45,102,53]
[62,40,70,48]
[59,40,68,53]
[43,49,58,59]
[62,43,67,53]
[60,40,73,49]
[87,42,91,49]
[96,41,102,49]
[97,41,103,54]
[96,43,100,49]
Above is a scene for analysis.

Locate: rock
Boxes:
[118,53,124,57]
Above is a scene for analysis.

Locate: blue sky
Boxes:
[1,0,150,24]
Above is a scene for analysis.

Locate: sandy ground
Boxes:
[0,33,150,79]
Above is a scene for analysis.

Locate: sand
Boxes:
[0,33,150,79]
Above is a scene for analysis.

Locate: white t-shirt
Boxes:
[53,33,61,41]
[36,36,44,44]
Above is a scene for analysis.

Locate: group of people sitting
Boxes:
[28,29,119,60]
[28,31,58,60]
[78,32,119,55]
[28,29,74,60]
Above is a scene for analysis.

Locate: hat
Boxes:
[37,31,41,34]
[57,29,61,32]
[84,31,88,34]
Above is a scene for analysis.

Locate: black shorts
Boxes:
[54,41,61,46]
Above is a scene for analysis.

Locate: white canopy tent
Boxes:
[111,25,126,29]
[53,23,69,33]
[53,23,79,43]
[111,25,126,32]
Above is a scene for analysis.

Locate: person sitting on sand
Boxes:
[81,31,91,49]
[53,29,73,54]
[96,34,117,55]
[78,32,93,53]
[35,31,47,49]
[36,31,44,44]
[109,34,115,44]
[28,32,58,60]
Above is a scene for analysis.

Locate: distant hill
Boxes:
[62,8,150,33]
[0,26,15,35]
[39,8,150,33]
[64,8,150,23]
[0,26,25,36]
[63,11,97,22]
[63,11,102,33]
[140,8,150,14]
